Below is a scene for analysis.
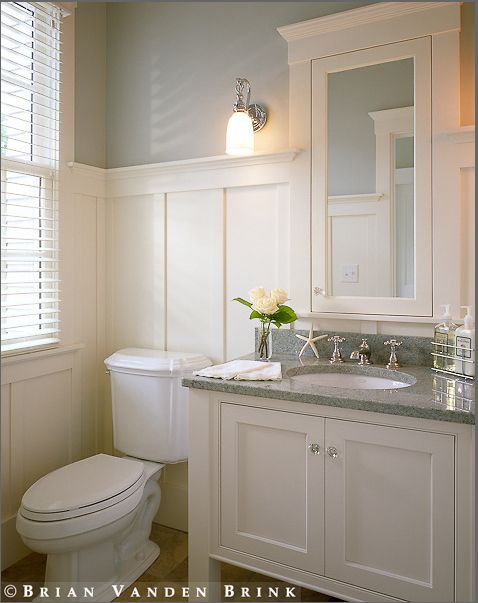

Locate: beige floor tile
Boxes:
[2,525,342,602]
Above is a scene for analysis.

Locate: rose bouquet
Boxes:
[233,287,297,359]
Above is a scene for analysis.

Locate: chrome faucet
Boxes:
[328,335,345,364]
[384,339,403,370]
[350,338,372,365]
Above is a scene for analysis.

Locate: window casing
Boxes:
[1,1,62,354]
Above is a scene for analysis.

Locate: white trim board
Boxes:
[277,2,461,42]
[68,149,300,198]
[107,150,299,197]
[278,1,461,64]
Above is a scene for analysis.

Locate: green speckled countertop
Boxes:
[182,354,475,425]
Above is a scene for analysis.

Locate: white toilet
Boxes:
[16,348,210,602]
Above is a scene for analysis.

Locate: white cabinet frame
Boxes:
[311,38,432,315]
[279,2,463,320]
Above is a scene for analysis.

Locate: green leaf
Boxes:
[272,305,297,324]
[272,320,282,328]
[233,297,252,308]
[249,310,263,320]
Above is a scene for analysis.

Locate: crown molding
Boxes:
[277,2,462,42]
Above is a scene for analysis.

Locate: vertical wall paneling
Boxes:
[106,194,166,352]
[226,184,290,360]
[166,189,224,362]
[73,193,101,456]
[1,347,82,569]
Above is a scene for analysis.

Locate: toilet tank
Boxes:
[104,348,211,463]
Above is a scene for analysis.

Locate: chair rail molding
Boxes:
[68,150,300,199]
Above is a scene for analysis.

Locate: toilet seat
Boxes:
[20,454,145,522]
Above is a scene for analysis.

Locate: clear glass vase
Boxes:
[257,321,272,360]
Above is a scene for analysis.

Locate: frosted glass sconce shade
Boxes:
[226,111,254,155]
[225,78,267,156]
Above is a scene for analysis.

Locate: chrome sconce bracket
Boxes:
[232,78,267,132]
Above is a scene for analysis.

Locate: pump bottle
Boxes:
[433,305,458,371]
[455,306,475,377]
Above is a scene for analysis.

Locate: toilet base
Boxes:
[33,541,160,603]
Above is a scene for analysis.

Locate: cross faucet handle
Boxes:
[384,339,403,350]
[328,335,345,364]
[384,339,403,370]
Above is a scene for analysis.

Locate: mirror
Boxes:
[326,58,415,298]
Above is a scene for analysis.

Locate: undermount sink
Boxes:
[287,366,416,390]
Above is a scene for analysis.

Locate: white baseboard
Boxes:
[2,515,31,570]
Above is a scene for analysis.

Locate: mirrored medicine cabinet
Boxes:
[280,2,462,320]
[312,37,432,316]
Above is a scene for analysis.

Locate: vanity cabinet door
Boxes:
[220,403,325,573]
[324,419,455,602]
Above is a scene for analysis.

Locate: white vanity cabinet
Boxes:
[220,404,326,574]
[188,390,475,603]
[219,403,454,602]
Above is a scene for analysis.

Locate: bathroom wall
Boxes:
[1,13,107,569]
[103,1,372,167]
[74,2,107,168]
[104,153,293,530]
[71,2,475,534]
[461,2,475,125]
[75,2,475,168]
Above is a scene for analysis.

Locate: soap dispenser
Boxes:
[455,306,475,377]
[434,305,458,371]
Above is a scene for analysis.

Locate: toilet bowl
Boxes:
[16,348,211,603]
[17,454,164,602]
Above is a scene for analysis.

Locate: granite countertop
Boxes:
[182,354,475,425]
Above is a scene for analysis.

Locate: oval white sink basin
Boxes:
[290,372,411,390]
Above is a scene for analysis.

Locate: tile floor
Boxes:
[2,524,342,602]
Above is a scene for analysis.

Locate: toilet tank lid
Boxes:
[104,348,211,375]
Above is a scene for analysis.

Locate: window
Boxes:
[1,2,63,354]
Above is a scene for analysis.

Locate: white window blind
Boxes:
[1,2,62,354]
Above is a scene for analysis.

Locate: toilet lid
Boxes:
[21,454,145,520]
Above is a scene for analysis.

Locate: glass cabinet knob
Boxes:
[308,443,321,455]
[327,446,339,459]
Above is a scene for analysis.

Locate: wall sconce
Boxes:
[225,78,267,156]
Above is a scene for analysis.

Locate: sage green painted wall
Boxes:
[74,2,107,168]
[104,1,371,168]
[74,1,475,168]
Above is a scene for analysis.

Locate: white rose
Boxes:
[252,296,279,315]
[270,288,288,305]
[249,286,266,303]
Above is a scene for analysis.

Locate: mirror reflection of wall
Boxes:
[326,58,415,299]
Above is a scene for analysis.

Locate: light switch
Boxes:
[341,264,359,282]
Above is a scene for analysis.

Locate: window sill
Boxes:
[1,343,85,365]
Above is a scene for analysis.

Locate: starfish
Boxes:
[296,327,329,358]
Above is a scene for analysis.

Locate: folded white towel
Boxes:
[194,360,282,381]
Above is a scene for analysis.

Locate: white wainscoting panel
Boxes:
[1,346,82,569]
[166,189,224,362]
[226,184,290,360]
[106,194,166,352]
